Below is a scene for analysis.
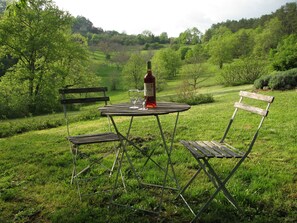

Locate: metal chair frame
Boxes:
[59,87,121,200]
[177,91,274,222]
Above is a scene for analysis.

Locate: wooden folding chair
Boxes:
[177,91,274,222]
[59,87,121,200]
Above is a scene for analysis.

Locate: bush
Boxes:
[172,92,214,105]
[254,68,297,90]
[254,75,272,89]
[171,84,214,105]
[220,58,268,86]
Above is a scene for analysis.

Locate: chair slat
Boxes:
[196,141,222,158]
[190,141,215,157]
[68,132,119,145]
[217,141,245,156]
[234,102,268,116]
[201,141,233,158]
[211,141,243,158]
[240,91,274,103]
[180,140,203,159]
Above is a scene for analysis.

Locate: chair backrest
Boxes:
[59,87,110,136]
[221,91,274,156]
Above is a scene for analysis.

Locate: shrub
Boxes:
[172,92,214,105]
[171,83,214,105]
[254,68,297,90]
[220,58,268,86]
[254,75,272,89]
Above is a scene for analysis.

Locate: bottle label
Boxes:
[144,83,154,96]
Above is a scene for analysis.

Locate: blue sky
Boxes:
[54,0,296,37]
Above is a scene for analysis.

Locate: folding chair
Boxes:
[177,91,274,222]
[59,87,121,200]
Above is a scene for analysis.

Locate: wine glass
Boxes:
[128,89,139,109]
[137,90,148,111]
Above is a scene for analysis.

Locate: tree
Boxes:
[72,16,94,35]
[185,44,208,64]
[122,53,146,89]
[152,48,181,79]
[207,26,235,68]
[178,27,202,45]
[275,2,297,35]
[0,0,96,117]
[178,46,191,60]
[159,32,169,44]
[270,34,297,71]
[232,29,254,58]
[180,63,210,90]
[252,17,284,58]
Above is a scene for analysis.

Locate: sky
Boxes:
[53,0,296,37]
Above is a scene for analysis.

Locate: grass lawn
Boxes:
[0,88,296,222]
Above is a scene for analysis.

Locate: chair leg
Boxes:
[189,158,242,222]
[176,167,202,200]
[70,145,78,185]
[178,157,243,222]
[110,145,121,177]
[176,168,202,216]
[197,159,239,209]
[69,145,83,200]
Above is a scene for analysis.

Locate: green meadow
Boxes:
[0,85,296,222]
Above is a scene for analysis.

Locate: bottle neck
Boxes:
[147,61,152,71]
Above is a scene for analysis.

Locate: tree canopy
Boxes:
[0,0,98,117]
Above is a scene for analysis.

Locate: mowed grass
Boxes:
[0,89,296,222]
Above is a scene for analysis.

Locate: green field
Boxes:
[0,86,296,222]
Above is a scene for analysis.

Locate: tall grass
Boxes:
[0,89,296,222]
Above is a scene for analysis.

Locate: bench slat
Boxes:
[59,87,108,94]
[61,97,110,104]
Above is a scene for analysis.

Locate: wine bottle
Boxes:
[144,61,156,108]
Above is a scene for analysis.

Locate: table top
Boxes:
[99,102,191,116]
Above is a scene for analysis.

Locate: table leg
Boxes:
[109,113,181,213]
[109,115,141,202]
[155,113,180,211]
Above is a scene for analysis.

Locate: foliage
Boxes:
[220,58,268,86]
[177,27,202,45]
[121,53,146,89]
[232,29,255,58]
[185,44,208,64]
[178,46,191,60]
[179,63,211,90]
[0,0,6,14]
[0,0,98,118]
[254,68,297,90]
[207,26,235,68]
[270,34,297,71]
[252,17,284,58]
[204,2,297,41]
[152,48,181,80]
[254,75,272,90]
[72,15,103,36]
[274,2,297,34]
[169,80,214,105]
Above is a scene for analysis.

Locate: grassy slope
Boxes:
[0,88,296,223]
[0,49,296,222]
